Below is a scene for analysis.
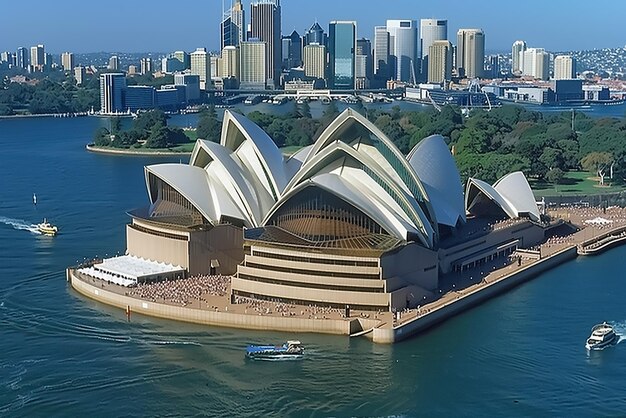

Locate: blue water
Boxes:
[1,115,626,416]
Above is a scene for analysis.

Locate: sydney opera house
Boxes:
[122,108,544,312]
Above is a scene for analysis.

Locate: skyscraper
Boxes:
[250,0,281,87]
[61,52,74,72]
[281,30,302,70]
[456,29,485,79]
[428,40,452,83]
[304,21,326,46]
[190,48,211,90]
[328,21,356,89]
[172,51,190,70]
[30,44,45,70]
[222,46,240,81]
[108,56,119,71]
[373,26,390,86]
[303,43,326,80]
[240,40,267,89]
[16,47,28,69]
[511,40,527,75]
[355,38,372,88]
[100,73,126,114]
[221,0,245,49]
[554,55,576,80]
[386,20,418,83]
[522,48,549,80]
[420,19,447,80]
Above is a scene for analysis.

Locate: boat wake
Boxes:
[611,320,626,344]
[0,216,41,235]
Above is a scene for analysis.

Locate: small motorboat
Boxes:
[37,218,58,236]
[245,340,304,361]
[585,322,617,350]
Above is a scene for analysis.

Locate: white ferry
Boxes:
[585,322,617,350]
[37,219,58,236]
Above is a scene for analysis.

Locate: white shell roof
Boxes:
[407,135,466,227]
[494,171,540,222]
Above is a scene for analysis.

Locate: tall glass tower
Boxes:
[328,21,356,89]
[250,0,281,87]
[221,0,245,50]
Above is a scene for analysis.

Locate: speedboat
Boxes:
[585,322,617,350]
[245,340,304,361]
[37,219,58,236]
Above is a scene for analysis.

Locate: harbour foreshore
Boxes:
[85,144,192,156]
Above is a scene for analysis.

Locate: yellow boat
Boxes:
[37,219,58,236]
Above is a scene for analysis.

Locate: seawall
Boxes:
[86,144,192,157]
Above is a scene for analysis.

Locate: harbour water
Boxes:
[1,113,626,416]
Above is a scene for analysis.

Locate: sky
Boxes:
[2,0,625,54]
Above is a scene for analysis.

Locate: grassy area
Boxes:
[532,171,626,197]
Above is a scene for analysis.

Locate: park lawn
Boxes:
[532,171,626,197]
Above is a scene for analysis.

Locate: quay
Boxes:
[67,205,626,344]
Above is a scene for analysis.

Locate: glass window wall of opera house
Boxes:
[110,108,545,312]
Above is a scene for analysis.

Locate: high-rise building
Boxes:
[16,47,29,69]
[488,55,501,79]
[355,38,372,89]
[428,40,452,83]
[100,73,126,114]
[190,48,211,90]
[328,21,356,89]
[211,55,221,78]
[281,30,302,69]
[304,21,326,46]
[140,57,153,75]
[239,40,267,89]
[61,52,74,71]
[554,55,576,80]
[373,26,390,85]
[456,29,485,78]
[108,55,119,71]
[222,46,240,80]
[511,40,527,75]
[250,0,281,87]
[128,65,138,75]
[74,66,86,86]
[522,48,549,80]
[172,51,190,70]
[30,44,45,70]
[303,43,326,80]
[386,20,418,83]
[221,0,245,49]
[174,73,201,102]
[420,19,447,81]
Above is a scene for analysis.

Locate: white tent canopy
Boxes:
[93,255,184,283]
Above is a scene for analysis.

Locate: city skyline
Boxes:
[2,0,625,54]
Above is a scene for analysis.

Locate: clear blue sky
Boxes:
[2,0,624,54]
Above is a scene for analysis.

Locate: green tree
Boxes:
[196,105,221,143]
[545,168,565,188]
[581,151,613,185]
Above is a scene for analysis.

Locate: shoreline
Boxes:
[86,144,192,157]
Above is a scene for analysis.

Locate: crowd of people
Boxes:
[127,274,231,306]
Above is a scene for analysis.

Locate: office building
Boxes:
[61,52,74,72]
[488,55,501,78]
[140,57,153,75]
[554,55,576,80]
[240,40,267,89]
[355,38,372,89]
[30,44,45,70]
[304,21,326,46]
[428,40,452,83]
[456,29,485,78]
[172,51,190,70]
[16,47,29,69]
[100,73,126,114]
[125,86,156,112]
[281,30,302,70]
[511,40,527,75]
[250,0,281,87]
[386,20,418,83]
[162,56,186,74]
[108,55,119,71]
[328,21,356,89]
[222,0,246,49]
[175,73,201,102]
[373,26,390,86]
[221,46,240,82]
[190,48,211,90]
[303,43,326,80]
[522,48,549,80]
[420,19,447,80]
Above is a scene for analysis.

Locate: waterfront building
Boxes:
[221,0,246,49]
[190,48,211,90]
[240,40,267,89]
[174,73,201,102]
[108,55,120,71]
[386,20,418,84]
[61,52,74,72]
[456,29,485,79]
[125,86,156,112]
[281,30,302,70]
[140,57,153,75]
[30,44,45,71]
[428,40,452,83]
[522,48,549,81]
[155,86,183,110]
[74,66,86,86]
[303,43,326,80]
[420,19,447,81]
[250,0,281,87]
[16,47,29,69]
[373,26,390,87]
[221,46,240,81]
[100,73,126,114]
[511,40,527,75]
[328,21,356,89]
[304,21,326,46]
[554,55,576,80]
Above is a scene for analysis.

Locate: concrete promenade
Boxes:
[85,144,192,157]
